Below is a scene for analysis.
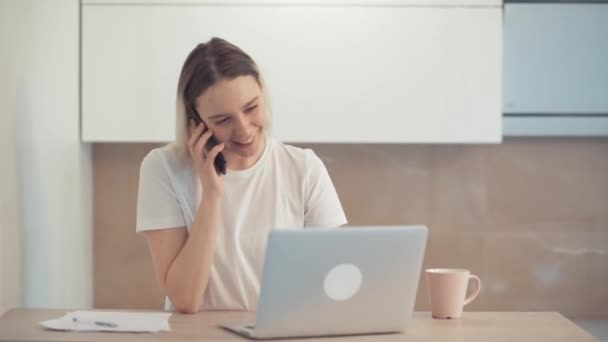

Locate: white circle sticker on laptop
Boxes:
[323,263,362,301]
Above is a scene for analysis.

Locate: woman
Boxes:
[136,37,347,313]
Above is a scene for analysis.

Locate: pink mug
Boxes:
[425,268,481,319]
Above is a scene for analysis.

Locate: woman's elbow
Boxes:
[175,304,199,314]
[173,299,201,314]
[164,278,207,314]
[170,292,202,314]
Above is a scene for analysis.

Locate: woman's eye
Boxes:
[216,117,230,125]
[245,105,258,113]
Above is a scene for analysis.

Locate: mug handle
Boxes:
[463,274,481,306]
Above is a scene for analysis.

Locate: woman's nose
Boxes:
[233,115,249,136]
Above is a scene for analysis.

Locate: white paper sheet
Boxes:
[40,310,172,333]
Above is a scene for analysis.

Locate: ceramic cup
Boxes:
[425,268,481,319]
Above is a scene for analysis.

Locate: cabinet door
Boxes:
[504,4,608,115]
[82,5,502,142]
[82,0,502,6]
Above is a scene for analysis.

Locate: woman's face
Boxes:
[194,75,267,165]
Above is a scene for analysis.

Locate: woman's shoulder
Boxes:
[140,143,190,175]
[271,138,323,171]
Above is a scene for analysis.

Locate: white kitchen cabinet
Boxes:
[82,3,502,142]
[83,0,501,5]
[503,3,608,136]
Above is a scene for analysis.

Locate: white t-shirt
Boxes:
[136,136,347,311]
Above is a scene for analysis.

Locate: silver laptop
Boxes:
[221,225,428,339]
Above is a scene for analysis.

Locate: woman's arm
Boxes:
[143,194,221,314]
[141,120,225,313]
[303,151,348,228]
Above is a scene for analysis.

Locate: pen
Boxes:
[72,317,118,328]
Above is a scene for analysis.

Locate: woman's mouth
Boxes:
[231,135,255,148]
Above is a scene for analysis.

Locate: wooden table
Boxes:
[0,308,597,341]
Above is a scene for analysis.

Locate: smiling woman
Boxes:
[135,37,348,314]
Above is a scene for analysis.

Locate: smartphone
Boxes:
[189,110,227,175]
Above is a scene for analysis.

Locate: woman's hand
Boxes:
[188,120,225,199]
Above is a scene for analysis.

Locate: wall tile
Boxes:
[94,143,164,309]
[429,145,490,233]
[93,139,608,317]
[584,233,608,319]
[482,232,593,318]
[299,144,433,226]
[486,139,608,228]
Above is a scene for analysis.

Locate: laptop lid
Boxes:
[250,225,428,339]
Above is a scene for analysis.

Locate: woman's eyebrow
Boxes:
[208,96,259,119]
[208,113,230,120]
[242,96,259,109]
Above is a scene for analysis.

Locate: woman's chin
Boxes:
[227,133,264,159]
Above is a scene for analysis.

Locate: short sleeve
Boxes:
[303,150,348,227]
[136,149,186,233]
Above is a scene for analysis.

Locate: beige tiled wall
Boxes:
[93,138,608,318]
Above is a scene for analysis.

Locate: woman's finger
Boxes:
[188,121,206,157]
[205,143,225,166]
[194,129,214,162]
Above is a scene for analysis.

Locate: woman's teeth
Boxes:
[233,137,254,144]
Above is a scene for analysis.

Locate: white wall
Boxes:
[1,0,93,310]
[0,0,26,315]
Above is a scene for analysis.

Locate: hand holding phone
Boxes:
[189,112,227,175]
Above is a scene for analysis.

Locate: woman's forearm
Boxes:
[164,195,221,313]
